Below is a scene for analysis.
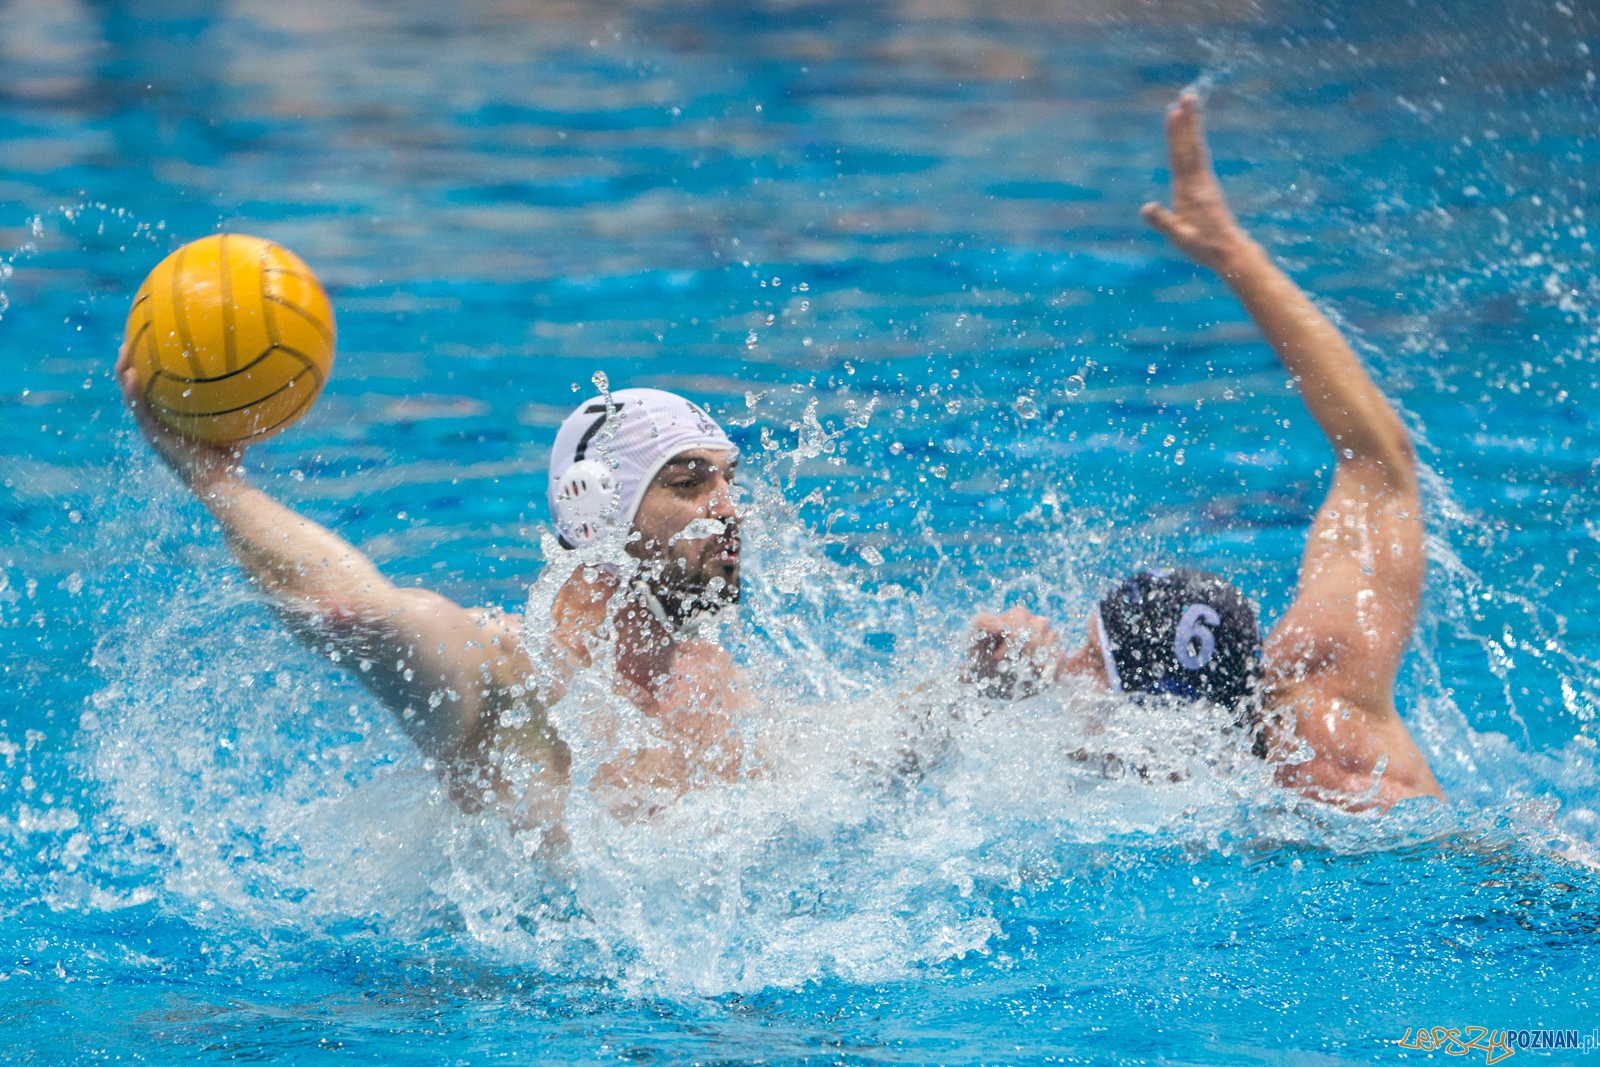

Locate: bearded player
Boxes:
[116,367,746,832]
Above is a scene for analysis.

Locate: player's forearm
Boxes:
[1216,238,1415,485]
[188,467,390,620]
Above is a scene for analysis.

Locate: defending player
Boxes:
[965,94,1444,810]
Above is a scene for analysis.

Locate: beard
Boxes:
[645,532,742,623]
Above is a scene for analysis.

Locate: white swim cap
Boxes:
[546,388,734,548]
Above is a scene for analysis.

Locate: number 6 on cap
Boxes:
[1175,604,1220,670]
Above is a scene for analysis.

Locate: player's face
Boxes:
[629,449,742,609]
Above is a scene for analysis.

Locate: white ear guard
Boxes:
[551,458,618,548]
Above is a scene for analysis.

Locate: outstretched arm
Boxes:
[1143,94,1441,807]
[115,345,573,796]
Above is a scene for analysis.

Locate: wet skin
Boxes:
[554,450,753,821]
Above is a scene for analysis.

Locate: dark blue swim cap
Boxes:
[1093,568,1260,712]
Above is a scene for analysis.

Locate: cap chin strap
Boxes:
[1091,607,1123,692]
[631,579,703,642]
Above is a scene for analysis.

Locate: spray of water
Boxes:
[45,385,1565,1000]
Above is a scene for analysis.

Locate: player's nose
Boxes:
[706,475,740,521]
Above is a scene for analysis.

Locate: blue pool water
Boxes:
[3,0,1598,1061]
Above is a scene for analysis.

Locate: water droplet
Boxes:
[1163,434,1176,447]
[859,544,884,566]
[931,465,948,479]
[65,572,82,594]
[889,441,904,454]
[945,399,962,414]
[745,330,759,348]
[1174,449,1185,466]
[675,518,726,542]
[591,370,609,392]
[290,469,305,482]
[1063,375,1085,396]
[1014,395,1039,419]
[798,282,809,291]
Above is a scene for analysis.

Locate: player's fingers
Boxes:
[117,359,141,404]
[1164,93,1208,181]
[1141,201,1178,237]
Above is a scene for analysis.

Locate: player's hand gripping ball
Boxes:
[122,234,335,446]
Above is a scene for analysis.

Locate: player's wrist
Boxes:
[1208,231,1266,280]
[187,453,245,497]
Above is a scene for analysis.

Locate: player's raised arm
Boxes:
[1142,94,1442,807]
[115,344,575,788]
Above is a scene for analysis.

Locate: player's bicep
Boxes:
[1264,460,1424,696]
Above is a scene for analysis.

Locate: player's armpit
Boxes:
[1266,676,1444,806]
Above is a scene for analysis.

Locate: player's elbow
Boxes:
[291,594,373,637]
[1342,422,1416,492]
[1378,425,1417,489]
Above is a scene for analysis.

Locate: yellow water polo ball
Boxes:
[123,233,336,446]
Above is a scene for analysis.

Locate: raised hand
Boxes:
[115,340,242,489]
[1139,93,1251,273]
